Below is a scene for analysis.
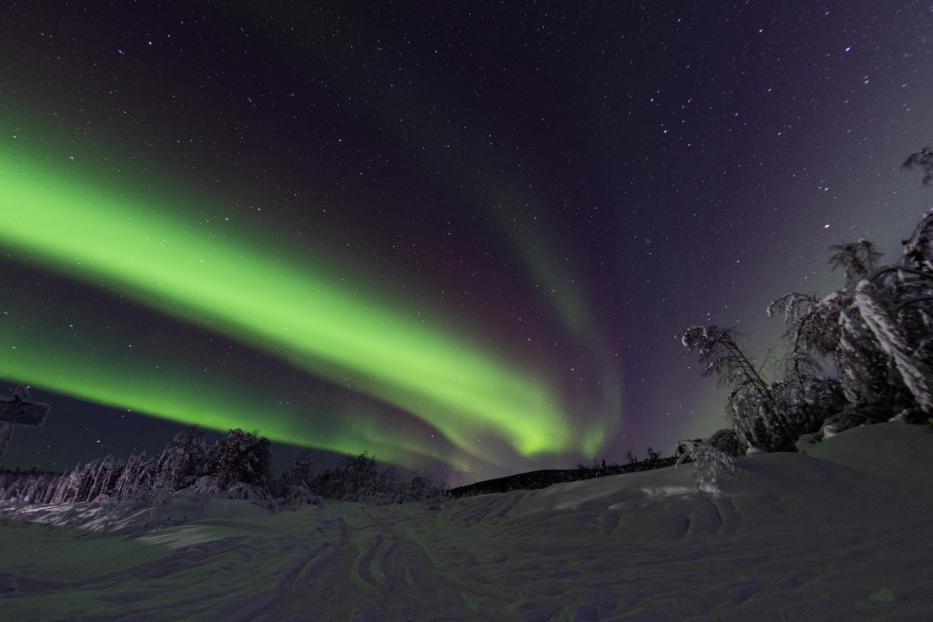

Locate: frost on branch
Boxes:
[680,325,797,452]
[856,280,933,414]
[903,147,933,186]
[902,213,933,271]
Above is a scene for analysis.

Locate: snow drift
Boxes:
[1,422,931,621]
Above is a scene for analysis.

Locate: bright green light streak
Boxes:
[0,147,573,459]
[493,195,622,457]
[0,298,483,474]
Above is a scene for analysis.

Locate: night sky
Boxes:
[1,1,932,486]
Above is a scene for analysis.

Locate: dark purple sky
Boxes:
[1,1,932,484]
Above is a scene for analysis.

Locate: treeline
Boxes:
[0,428,448,508]
[680,148,933,455]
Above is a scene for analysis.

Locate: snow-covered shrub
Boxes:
[312,452,395,503]
[271,451,323,508]
[708,429,743,457]
[399,473,450,504]
[820,405,872,438]
[310,452,449,505]
[766,378,848,444]
[102,487,171,522]
[225,482,272,504]
[675,442,736,494]
[185,474,225,496]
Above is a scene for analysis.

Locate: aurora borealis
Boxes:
[1,2,932,484]
[0,145,574,458]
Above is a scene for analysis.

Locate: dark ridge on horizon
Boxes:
[448,456,681,498]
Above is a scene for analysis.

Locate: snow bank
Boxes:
[0,423,931,620]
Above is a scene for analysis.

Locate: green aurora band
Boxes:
[0,290,486,475]
[0,145,578,464]
[0,337,464,475]
[489,193,621,459]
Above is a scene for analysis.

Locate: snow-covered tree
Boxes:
[153,429,212,491]
[849,214,933,418]
[309,451,447,505]
[112,452,156,499]
[679,325,796,452]
[210,429,272,488]
[683,151,933,451]
[86,455,123,502]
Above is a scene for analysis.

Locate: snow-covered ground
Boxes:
[1,423,932,621]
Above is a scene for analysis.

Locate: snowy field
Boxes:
[1,423,932,621]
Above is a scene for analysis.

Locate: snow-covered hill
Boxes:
[1,423,931,621]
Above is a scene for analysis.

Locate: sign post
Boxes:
[0,387,51,457]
